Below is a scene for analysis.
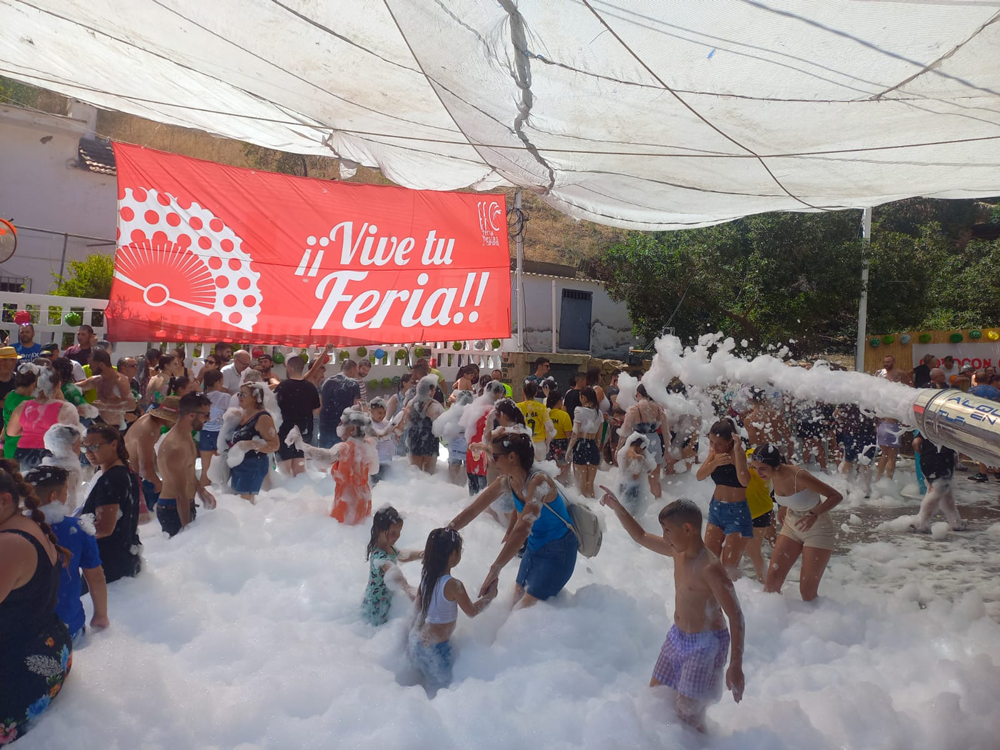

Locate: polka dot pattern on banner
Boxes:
[116,186,262,331]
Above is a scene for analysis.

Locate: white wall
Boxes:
[0,103,117,293]
[513,274,636,358]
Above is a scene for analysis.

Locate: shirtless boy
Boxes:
[600,485,745,732]
[125,396,179,515]
[156,393,216,536]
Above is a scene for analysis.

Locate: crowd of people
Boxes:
[0,323,992,739]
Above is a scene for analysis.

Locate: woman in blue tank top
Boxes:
[448,432,577,608]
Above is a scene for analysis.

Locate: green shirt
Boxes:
[3,392,33,459]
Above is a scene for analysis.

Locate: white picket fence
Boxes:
[1,291,505,388]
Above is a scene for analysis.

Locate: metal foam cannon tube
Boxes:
[912,389,1000,467]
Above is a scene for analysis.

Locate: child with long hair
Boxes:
[567,386,603,498]
[408,528,497,692]
[361,506,422,625]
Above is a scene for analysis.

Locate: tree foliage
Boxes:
[51,253,114,299]
[594,198,1000,353]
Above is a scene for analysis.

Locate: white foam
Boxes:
[27,461,1000,750]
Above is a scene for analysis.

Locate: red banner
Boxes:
[106,144,511,345]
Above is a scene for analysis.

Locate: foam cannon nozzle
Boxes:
[911,389,1000,467]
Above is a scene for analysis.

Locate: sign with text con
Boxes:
[106,143,511,345]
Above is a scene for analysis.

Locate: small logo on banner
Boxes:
[477,200,502,247]
[115,188,262,331]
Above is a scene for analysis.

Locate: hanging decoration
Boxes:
[919,333,932,344]
[969,329,982,340]
[882,334,895,345]
[356,347,368,358]
[988,330,999,341]
[64,311,82,327]
[13,310,31,325]
[949,332,964,343]
[491,339,502,350]
[869,337,881,348]
[374,348,386,361]
[272,351,285,364]
[899,334,911,344]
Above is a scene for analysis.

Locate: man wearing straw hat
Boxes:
[125,396,180,518]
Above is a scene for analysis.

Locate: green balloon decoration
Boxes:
[900,334,911,344]
[452,341,462,351]
[919,333,932,344]
[193,347,202,358]
[882,334,895,345]
[272,351,285,364]
[356,346,368,357]
[338,350,350,361]
[299,350,310,363]
[414,346,426,358]
[395,349,408,361]
[380,377,392,388]
[970,329,982,340]
[391,375,401,386]
[64,311,82,327]
[950,332,963,343]
[367,379,380,390]
[869,337,881,348]
[491,338,501,350]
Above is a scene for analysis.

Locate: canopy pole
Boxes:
[855,206,872,372]
[515,189,524,352]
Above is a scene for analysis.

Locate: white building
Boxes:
[2,102,635,357]
[0,101,117,293]
[512,259,637,359]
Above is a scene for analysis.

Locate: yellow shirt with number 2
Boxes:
[517,400,549,443]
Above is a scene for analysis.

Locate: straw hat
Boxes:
[0,346,18,360]
[149,395,181,422]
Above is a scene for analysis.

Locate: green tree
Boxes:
[595,199,1000,353]
[51,253,114,299]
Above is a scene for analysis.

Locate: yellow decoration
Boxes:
[989,330,999,341]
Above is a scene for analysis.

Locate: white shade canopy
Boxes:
[2,0,1000,229]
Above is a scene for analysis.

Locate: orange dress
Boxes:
[330,439,373,524]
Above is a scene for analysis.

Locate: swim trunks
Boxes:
[652,625,730,701]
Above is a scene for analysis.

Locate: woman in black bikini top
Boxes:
[696,418,752,579]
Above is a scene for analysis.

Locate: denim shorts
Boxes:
[841,433,876,464]
[707,497,753,538]
[572,438,600,466]
[198,429,220,452]
[408,635,453,690]
[229,452,269,495]
[516,530,577,600]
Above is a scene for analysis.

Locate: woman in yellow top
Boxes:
[517,381,552,462]
[744,446,775,581]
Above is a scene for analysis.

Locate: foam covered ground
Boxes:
[22,461,1000,750]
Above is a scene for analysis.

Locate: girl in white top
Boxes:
[408,528,497,693]
[750,444,843,601]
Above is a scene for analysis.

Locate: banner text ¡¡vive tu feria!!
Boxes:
[107,143,511,346]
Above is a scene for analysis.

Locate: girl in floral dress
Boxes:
[361,507,422,625]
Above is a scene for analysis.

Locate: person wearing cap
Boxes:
[0,347,17,435]
[13,323,41,363]
[256,353,281,389]
[124,397,180,517]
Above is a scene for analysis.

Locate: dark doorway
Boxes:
[559,289,592,351]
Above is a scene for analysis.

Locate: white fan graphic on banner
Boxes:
[114,187,262,331]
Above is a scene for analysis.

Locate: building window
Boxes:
[559,288,592,351]
[0,275,29,293]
